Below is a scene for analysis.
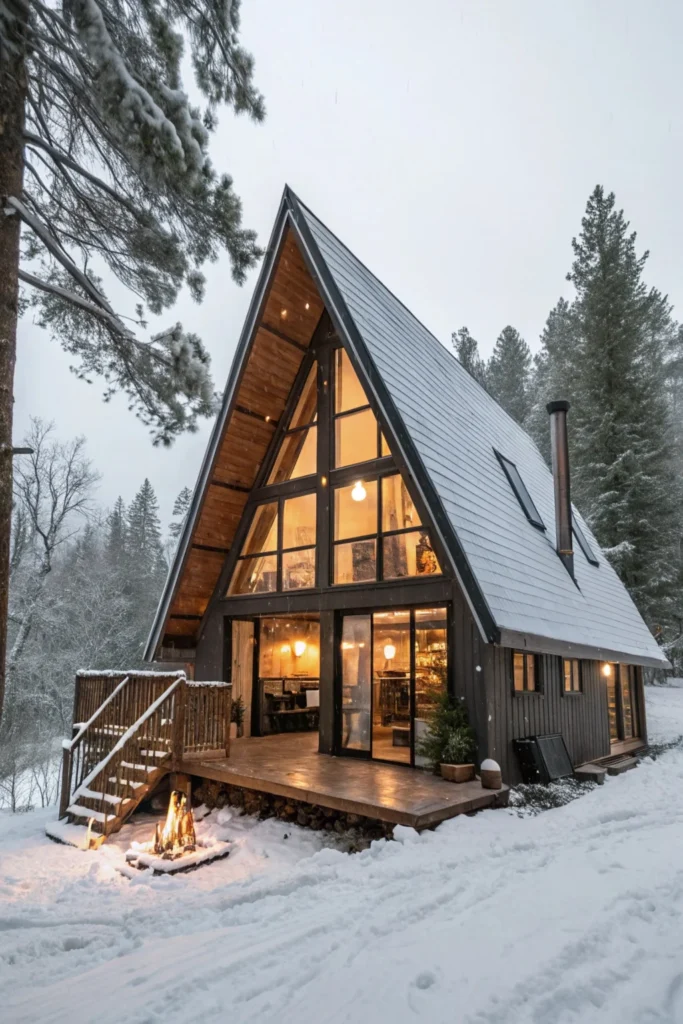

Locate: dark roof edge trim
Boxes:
[143,191,292,661]
[285,188,499,644]
[498,628,670,669]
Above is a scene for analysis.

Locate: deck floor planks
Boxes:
[179,733,507,829]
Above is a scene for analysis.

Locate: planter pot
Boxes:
[229,722,238,740]
[440,762,475,783]
[480,768,503,790]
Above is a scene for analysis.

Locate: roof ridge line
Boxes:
[285,189,499,406]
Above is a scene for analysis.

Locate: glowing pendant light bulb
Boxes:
[351,480,366,502]
[383,642,396,660]
[293,640,307,658]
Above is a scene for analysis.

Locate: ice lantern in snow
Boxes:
[153,790,196,858]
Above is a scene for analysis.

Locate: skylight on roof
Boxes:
[573,517,599,567]
[494,451,545,530]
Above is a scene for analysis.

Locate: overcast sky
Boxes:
[13,0,683,526]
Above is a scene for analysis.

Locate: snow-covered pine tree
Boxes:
[451,327,487,388]
[527,298,576,462]
[169,486,193,540]
[0,0,265,721]
[565,186,681,631]
[106,497,127,569]
[486,326,532,425]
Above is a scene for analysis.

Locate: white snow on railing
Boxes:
[76,669,186,679]
[186,680,231,688]
[70,676,182,805]
[65,676,131,751]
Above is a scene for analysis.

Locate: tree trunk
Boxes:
[0,23,29,725]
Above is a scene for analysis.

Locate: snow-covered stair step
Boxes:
[67,804,109,823]
[108,777,144,789]
[138,750,170,759]
[120,761,159,773]
[78,788,131,806]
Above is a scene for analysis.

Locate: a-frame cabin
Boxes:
[145,186,668,795]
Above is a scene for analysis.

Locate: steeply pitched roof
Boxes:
[146,187,667,668]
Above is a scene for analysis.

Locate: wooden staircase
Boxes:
[59,672,231,838]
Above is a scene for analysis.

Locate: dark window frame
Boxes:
[333,346,391,470]
[228,490,318,595]
[331,467,441,587]
[562,657,583,694]
[573,517,599,567]
[494,450,545,531]
[512,650,541,695]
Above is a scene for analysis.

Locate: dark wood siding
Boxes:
[483,649,612,784]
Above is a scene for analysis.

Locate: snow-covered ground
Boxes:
[2,688,683,1024]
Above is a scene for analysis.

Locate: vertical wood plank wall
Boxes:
[483,649,611,784]
[190,581,618,787]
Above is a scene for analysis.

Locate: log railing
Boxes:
[60,672,231,820]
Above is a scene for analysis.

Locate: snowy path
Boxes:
[2,688,683,1024]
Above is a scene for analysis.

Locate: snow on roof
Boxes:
[293,193,666,667]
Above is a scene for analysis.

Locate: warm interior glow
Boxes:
[305,302,310,310]
[602,663,612,677]
[383,642,396,660]
[351,481,367,502]
[280,643,291,654]
[280,308,288,319]
[341,640,354,650]
[153,791,196,860]
[293,640,307,657]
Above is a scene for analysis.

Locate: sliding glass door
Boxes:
[339,606,448,765]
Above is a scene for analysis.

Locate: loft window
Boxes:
[495,451,545,530]
[333,472,441,585]
[573,517,599,566]
[513,651,538,693]
[268,362,318,484]
[334,348,390,468]
[228,492,317,595]
[563,658,582,693]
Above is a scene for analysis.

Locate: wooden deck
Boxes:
[178,733,508,830]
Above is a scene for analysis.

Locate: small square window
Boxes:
[513,651,538,693]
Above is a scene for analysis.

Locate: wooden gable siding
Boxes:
[483,648,611,784]
[162,227,324,648]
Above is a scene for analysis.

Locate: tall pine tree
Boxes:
[169,486,193,540]
[533,186,682,640]
[452,327,487,388]
[486,326,532,425]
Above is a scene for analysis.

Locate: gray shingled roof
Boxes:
[292,193,667,667]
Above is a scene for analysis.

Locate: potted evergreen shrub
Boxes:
[416,691,476,782]
[230,696,245,739]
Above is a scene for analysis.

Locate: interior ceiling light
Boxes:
[602,663,612,677]
[280,644,291,654]
[305,302,310,310]
[383,642,396,660]
[294,640,307,658]
[351,481,366,502]
[280,308,288,319]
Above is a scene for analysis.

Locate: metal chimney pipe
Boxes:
[546,400,574,577]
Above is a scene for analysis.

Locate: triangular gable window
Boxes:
[268,362,318,484]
